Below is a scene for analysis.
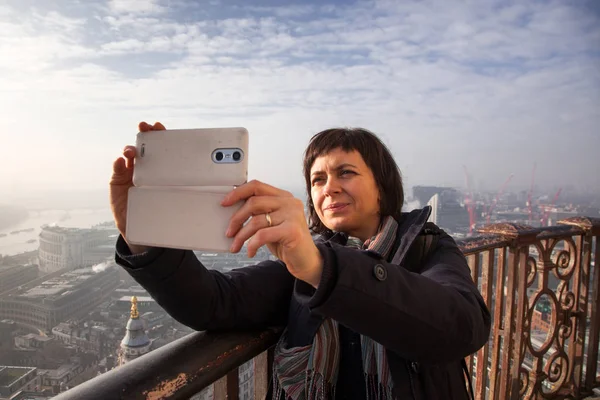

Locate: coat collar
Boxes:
[315,206,432,265]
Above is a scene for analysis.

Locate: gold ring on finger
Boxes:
[265,212,272,227]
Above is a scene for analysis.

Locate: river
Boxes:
[0,209,114,256]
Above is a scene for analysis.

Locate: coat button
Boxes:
[373,264,387,281]
[411,361,419,373]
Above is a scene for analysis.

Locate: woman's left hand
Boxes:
[222,180,323,288]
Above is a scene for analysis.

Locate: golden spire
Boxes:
[130,296,139,319]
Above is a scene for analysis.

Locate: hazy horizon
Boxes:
[1,0,599,206]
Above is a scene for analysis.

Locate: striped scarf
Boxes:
[272,216,398,400]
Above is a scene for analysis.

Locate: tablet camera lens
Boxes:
[233,151,241,161]
[216,152,224,161]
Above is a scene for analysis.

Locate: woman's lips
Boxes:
[325,203,349,212]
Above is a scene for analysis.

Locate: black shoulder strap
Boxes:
[400,222,441,271]
[419,222,441,260]
[462,358,475,400]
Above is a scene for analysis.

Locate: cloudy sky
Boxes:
[1,0,598,204]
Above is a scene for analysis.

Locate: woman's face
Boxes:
[310,147,381,241]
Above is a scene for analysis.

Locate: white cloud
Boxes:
[107,0,168,15]
[0,0,598,198]
[101,37,146,52]
[0,6,92,71]
[244,5,316,18]
[32,10,87,32]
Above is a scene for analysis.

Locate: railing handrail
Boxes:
[52,327,282,400]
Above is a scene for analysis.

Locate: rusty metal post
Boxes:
[227,369,240,399]
[254,348,274,399]
[474,249,495,400]
[559,217,600,394]
[214,376,227,398]
[509,235,533,399]
[466,252,480,376]
[488,246,506,399]
[213,369,239,399]
[566,233,585,397]
[478,223,537,400]
[589,233,600,393]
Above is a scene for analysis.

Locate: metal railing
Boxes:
[54,216,600,400]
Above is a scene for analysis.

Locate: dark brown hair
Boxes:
[303,127,404,235]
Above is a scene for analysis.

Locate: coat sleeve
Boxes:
[114,235,295,331]
[295,231,491,364]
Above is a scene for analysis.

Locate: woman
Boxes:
[110,121,491,400]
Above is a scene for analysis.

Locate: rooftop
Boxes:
[0,264,36,272]
[8,393,53,400]
[117,296,153,303]
[16,267,114,300]
[38,363,78,380]
[114,288,147,294]
[39,225,119,239]
[18,333,52,342]
[0,366,35,388]
[39,225,83,234]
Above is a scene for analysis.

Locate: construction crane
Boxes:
[462,165,476,235]
[486,173,514,224]
[527,162,537,223]
[540,188,562,226]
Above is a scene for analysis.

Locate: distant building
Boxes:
[426,193,440,225]
[0,320,17,345]
[117,296,152,366]
[112,286,148,300]
[0,264,39,294]
[14,334,53,350]
[237,361,254,400]
[413,186,470,233]
[194,243,276,271]
[0,366,41,399]
[5,391,53,400]
[38,225,118,273]
[413,186,446,208]
[0,266,120,333]
[52,322,118,359]
[36,362,85,394]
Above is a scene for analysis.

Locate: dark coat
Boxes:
[115,206,491,400]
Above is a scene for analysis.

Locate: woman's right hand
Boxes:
[110,121,165,252]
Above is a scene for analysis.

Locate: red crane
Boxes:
[486,173,514,224]
[527,162,536,223]
[462,165,476,235]
[541,188,562,226]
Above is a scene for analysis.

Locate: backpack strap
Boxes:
[462,358,475,400]
[398,221,441,272]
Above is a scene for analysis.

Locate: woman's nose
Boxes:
[323,177,342,195]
